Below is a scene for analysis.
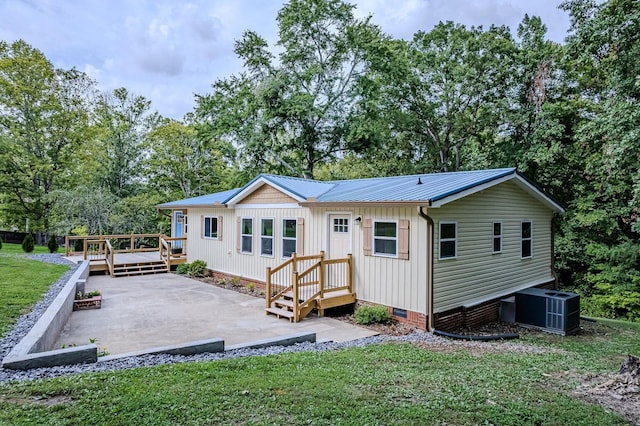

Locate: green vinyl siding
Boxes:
[431,180,554,313]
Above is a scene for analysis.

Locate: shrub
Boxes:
[0,237,3,250]
[188,260,208,277]
[247,283,255,292]
[47,235,59,253]
[21,234,35,253]
[176,263,190,275]
[354,305,391,325]
[73,238,84,252]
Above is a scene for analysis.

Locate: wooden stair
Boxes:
[112,260,168,277]
[267,291,318,322]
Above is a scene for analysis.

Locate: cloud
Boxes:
[138,49,185,76]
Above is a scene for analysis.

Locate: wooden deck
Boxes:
[64,234,187,277]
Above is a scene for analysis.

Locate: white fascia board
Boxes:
[225,177,305,206]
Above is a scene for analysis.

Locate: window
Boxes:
[282,219,297,258]
[241,218,253,254]
[261,218,274,256]
[333,218,349,233]
[373,221,397,256]
[492,222,502,254]
[521,221,532,258]
[203,216,217,239]
[439,222,457,259]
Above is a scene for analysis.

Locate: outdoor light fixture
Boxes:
[355,216,362,225]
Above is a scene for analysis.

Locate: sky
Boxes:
[0,0,572,120]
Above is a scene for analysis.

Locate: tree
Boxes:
[196,0,383,178]
[145,119,235,200]
[371,22,516,172]
[93,87,159,198]
[0,40,94,233]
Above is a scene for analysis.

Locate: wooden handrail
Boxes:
[105,240,115,277]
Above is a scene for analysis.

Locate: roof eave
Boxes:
[299,200,430,208]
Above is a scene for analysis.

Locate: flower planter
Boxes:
[73,296,102,311]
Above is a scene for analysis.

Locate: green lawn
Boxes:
[0,255,637,424]
[0,242,59,254]
[0,255,69,337]
[0,319,638,425]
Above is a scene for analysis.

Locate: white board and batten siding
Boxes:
[314,207,430,315]
[430,180,554,313]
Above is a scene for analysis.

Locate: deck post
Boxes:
[266,267,272,309]
[130,235,135,253]
[347,253,353,293]
[319,250,326,298]
[293,271,299,322]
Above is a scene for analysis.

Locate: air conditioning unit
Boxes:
[515,288,580,335]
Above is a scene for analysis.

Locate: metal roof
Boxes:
[156,188,240,208]
[158,168,564,213]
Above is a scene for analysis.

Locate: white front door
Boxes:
[328,214,352,259]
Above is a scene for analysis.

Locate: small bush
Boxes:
[21,234,35,253]
[247,283,255,292]
[47,235,59,253]
[176,263,190,275]
[73,238,84,252]
[187,260,208,277]
[354,305,391,325]
[230,277,241,287]
[0,237,3,250]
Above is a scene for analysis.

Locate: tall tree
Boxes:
[0,40,94,233]
[371,22,516,172]
[93,87,158,198]
[196,0,383,178]
[144,119,235,200]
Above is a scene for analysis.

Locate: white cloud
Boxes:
[0,0,571,120]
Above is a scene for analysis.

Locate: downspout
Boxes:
[418,206,435,332]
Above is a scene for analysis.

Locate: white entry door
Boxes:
[328,214,352,259]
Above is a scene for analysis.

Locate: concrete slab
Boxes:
[55,274,377,355]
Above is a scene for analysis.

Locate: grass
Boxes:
[0,321,638,425]
[0,255,69,337]
[0,242,59,255]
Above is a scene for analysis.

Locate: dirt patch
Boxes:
[0,393,72,407]
[329,313,417,336]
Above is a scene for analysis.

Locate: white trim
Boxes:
[521,220,533,259]
[203,216,218,240]
[430,173,564,213]
[226,178,305,205]
[492,221,503,254]
[234,203,301,209]
[260,217,275,258]
[372,219,398,258]
[438,221,457,260]
[240,217,253,254]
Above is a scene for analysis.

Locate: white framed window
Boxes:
[333,218,349,233]
[282,218,297,258]
[203,216,217,239]
[260,218,274,256]
[241,217,253,254]
[492,221,502,254]
[521,221,532,258]
[373,220,397,257]
[439,222,457,259]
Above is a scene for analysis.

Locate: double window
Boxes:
[373,221,397,256]
[521,221,532,258]
[241,218,253,253]
[282,219,297,258]
[203,216,218,239]
[439,222,457,259]
[260,218,274,256]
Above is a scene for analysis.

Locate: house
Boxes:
[157,168,564,331]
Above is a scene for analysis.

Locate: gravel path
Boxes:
[0,254,548,385]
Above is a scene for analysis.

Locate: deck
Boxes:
[64,234,187,277]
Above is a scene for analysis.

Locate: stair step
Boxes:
[274,298,294,308]
[266,307,295,321]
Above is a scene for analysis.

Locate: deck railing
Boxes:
[266,251,353,321]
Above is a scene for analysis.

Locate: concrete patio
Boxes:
[55,273,378,355]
